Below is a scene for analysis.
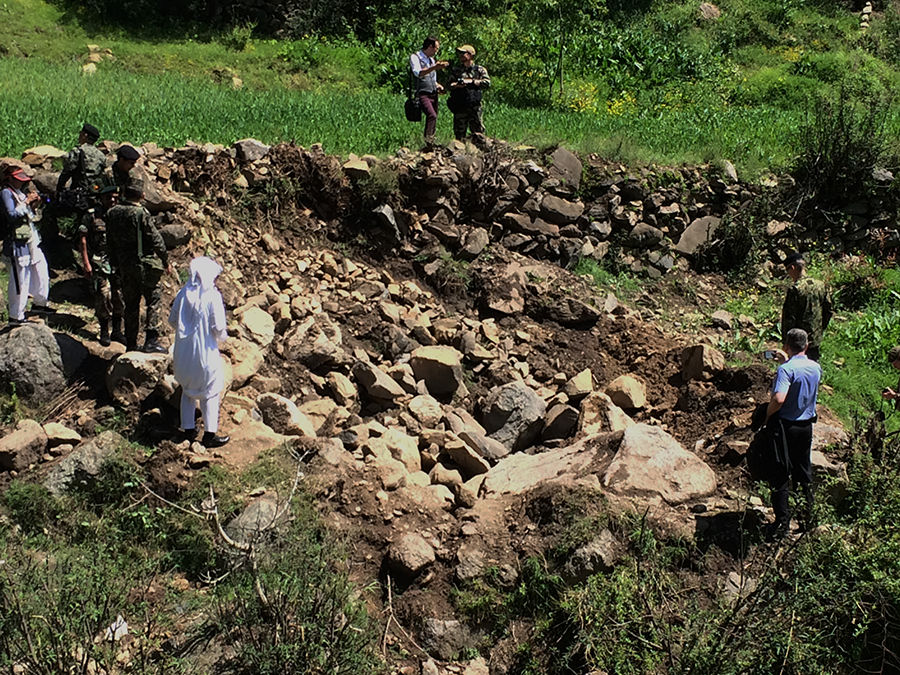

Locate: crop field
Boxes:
[0,58,813,169]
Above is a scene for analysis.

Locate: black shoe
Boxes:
[7,318,25,328]
[181,428,199,442]
[99,322,111,347]
[111,317,126,345]
[31,304,56,314]
[202,432,230,448]
[766,522,789,542]
[141,340,168,354]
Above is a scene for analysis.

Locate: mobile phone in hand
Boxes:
[764,350,775,360]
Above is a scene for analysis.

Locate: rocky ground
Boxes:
[0,138,852,673]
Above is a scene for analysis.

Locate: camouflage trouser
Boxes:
[453,106,485,140]
[120,264,164,348]
[92,271,125,321]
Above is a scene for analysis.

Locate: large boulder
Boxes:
[225,496,286,546]
[561,529,620,584]
[389,533,435,579]
[541,195,584,225]
[225,338,264,388]
[674,216,721,257]
[0,420,48,472]
[256,393,316,437]
[578,391,634,434]
[482,381,547,452]
[681,345,726,382]
[605,375,647,409]
[603,424,717,504]
[542,404,579,441]
[352,361,407,401]
[0,323,84,403]
[234,138,271,162]
[44,431,125,496]
[240,306,275,347]
[547,146,583,190]
[284,314,349,370]
[410,346,465,396]
[106,352,170,406]
[484,262,527,315]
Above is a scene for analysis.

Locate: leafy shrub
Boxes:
[829,254,887,311]
[215,502,381,674]
[790,85,891,210]
[219,22,257,52]
[0,541,177,673]
[731,66,822,108]
[277,36,377,89]
[2,481,60,534]
[693,212,767,280]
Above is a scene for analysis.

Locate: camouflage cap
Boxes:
[456,44,476,56]
[889,346,900,363]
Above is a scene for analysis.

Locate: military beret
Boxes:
[889,346,900,363]
[782,251,805,267]
[117,144,140,160]
[99,185,119,195]
[123,184,143,201]
[81,123,100,140]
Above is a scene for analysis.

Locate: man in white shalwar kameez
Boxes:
[2,168,54,324]
[168,257,230,448]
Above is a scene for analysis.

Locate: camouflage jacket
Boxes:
[79,207,113,274]
[57,143,107,194]
[448,63,490,109]
[781,276,833,348]
[105,202,167,272]
[100,162,143,194]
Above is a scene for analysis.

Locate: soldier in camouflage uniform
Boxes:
[56,123,107,206]
[79,185,125,346]
[101,144,143,195]
[781,252,832,362]
[447,44,490,142]
[106,185,171,353]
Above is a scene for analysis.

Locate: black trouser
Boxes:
[807,344,821,363]
[770,418,814,528]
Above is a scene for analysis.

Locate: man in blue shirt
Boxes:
[410,36,448,143]
[765,328,822,539]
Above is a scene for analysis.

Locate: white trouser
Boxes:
[181,392,221,434]
[7,252,49,321]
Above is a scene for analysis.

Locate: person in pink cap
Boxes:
[1,167,54,325]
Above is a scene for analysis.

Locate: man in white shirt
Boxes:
[410,36,449,143]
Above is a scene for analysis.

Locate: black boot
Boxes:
[110,316,126,345]
[98,319,111,347]
[142,330,168,354]
[202,431,230,448]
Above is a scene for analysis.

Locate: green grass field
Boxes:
[0,57,812,166]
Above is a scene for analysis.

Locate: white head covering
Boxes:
[174,256,222,337]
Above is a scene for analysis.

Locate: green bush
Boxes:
[2,481,60,534]
[790,86,891,210]
[214,501,381,674]
[731,66,822,108]
[0,540,179,673]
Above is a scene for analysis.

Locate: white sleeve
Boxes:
[410,52,424,77]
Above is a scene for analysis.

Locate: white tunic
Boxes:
[167,257,228,399]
